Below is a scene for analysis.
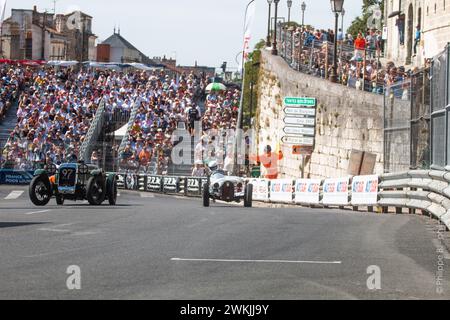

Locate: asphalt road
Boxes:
[0,185,449,300]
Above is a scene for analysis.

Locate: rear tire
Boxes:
[56,194,64,205]
[86,175,106,206]
[107,176,118,205]
[29,175,51,206]
[244,183,253,208]
[202,184,210,207]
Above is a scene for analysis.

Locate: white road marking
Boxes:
[38,228,71,233]
[24,209,51,215]
[4,190,24,200]
[171,258,342,264]
[117,193,121,197]
[140,192,154,198]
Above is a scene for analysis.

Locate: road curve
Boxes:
[0,185,449,299]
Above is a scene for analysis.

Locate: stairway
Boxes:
[0,100,18,148]
[169,135,195,176]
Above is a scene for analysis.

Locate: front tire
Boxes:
[29,175,52,206]
[244,183,253,208]
[86,175,106,205]
[202,184,210,207]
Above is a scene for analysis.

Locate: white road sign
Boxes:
[283,117,316,126]
[281,136,315,145]
[284,107,316,116]
[283,126,315,136]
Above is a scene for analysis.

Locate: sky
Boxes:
[5,0,364,70]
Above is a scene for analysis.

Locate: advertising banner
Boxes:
[322,177,350,205]
[269,179,294,203]
[0,169,34,185]
[147,175,162,192]
[163,176,179,193]
[294,179,321,204]
[249,179,269,202]
[351,175,379,205]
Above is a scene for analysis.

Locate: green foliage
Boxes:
[347,0,384,37]
[242,41,264,126]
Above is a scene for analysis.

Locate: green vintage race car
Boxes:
[29,162,118,206]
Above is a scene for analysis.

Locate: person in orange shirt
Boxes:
[138,147,152,171]
[251,145,283,180]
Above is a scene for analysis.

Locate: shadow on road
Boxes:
[0,222,48,229]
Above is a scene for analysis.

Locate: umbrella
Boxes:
[206,82,227,92]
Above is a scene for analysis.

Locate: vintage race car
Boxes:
[202,170,253,207]
[29,162,118,206]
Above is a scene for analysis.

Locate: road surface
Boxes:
[0,185,449,299]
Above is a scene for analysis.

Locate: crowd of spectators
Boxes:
[0,65,25,122]
[282,25,412,95]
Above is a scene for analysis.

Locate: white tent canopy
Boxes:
[114,124,128,139]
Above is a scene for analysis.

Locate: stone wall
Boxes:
[255,50,384,179]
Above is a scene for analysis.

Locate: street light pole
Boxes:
[287,0,292,25]
[272,0,280,55]
[329,0,344,83]
[266,0,273,47]
[301,1,306,27]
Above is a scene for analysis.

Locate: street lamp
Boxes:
[301,1,306,27]
[330,0,344,83]
[272,0,280,55]
[266,0,273,47]
[287,0,293,25]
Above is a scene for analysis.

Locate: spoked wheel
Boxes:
[107,176,118,205]
[29,176,52,206]
[86,176,106,206]
[202,184,210,207]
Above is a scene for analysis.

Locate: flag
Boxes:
[0,0,7,25]
[240,0,256,70]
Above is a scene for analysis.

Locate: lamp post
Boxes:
[329,0,344,83]
[301,1,306,27]
[287,0,293,25]
[272,0,280,55]
[266,0,273,47]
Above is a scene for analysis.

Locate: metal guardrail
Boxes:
[378,170,450,229]
[79,99,106,163]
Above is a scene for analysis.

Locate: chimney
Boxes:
[33,5,37,12]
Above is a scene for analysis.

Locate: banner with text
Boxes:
[294,179,321,204]
[322,177,350,205]
[351,175,379,205]
[269,179,294,203]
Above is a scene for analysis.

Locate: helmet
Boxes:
[208,160,218,172]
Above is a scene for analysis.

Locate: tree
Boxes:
[242,40,265,127]
[347,0,384,37]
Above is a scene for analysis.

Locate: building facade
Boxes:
[1,6,96,61]
[98,31,153,64]
[384,0,450,68]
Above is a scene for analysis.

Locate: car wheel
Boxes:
[244,183,253,208]
[86,175,106,205]
[29,175,52,206]
[202,184,210,207]
[107,176,118,205]
[56,194,64,205]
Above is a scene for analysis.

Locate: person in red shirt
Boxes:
[353,32,366,62]
[251,145,284,180]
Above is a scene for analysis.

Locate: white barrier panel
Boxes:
[249,179,269,202]
[294,179,321,204]
[269,179,294,203]
[351,175,379,205]
[322,177,350,205]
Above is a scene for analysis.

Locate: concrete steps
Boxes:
[0,100,18,148]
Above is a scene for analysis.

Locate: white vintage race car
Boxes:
[202,170,253,207]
